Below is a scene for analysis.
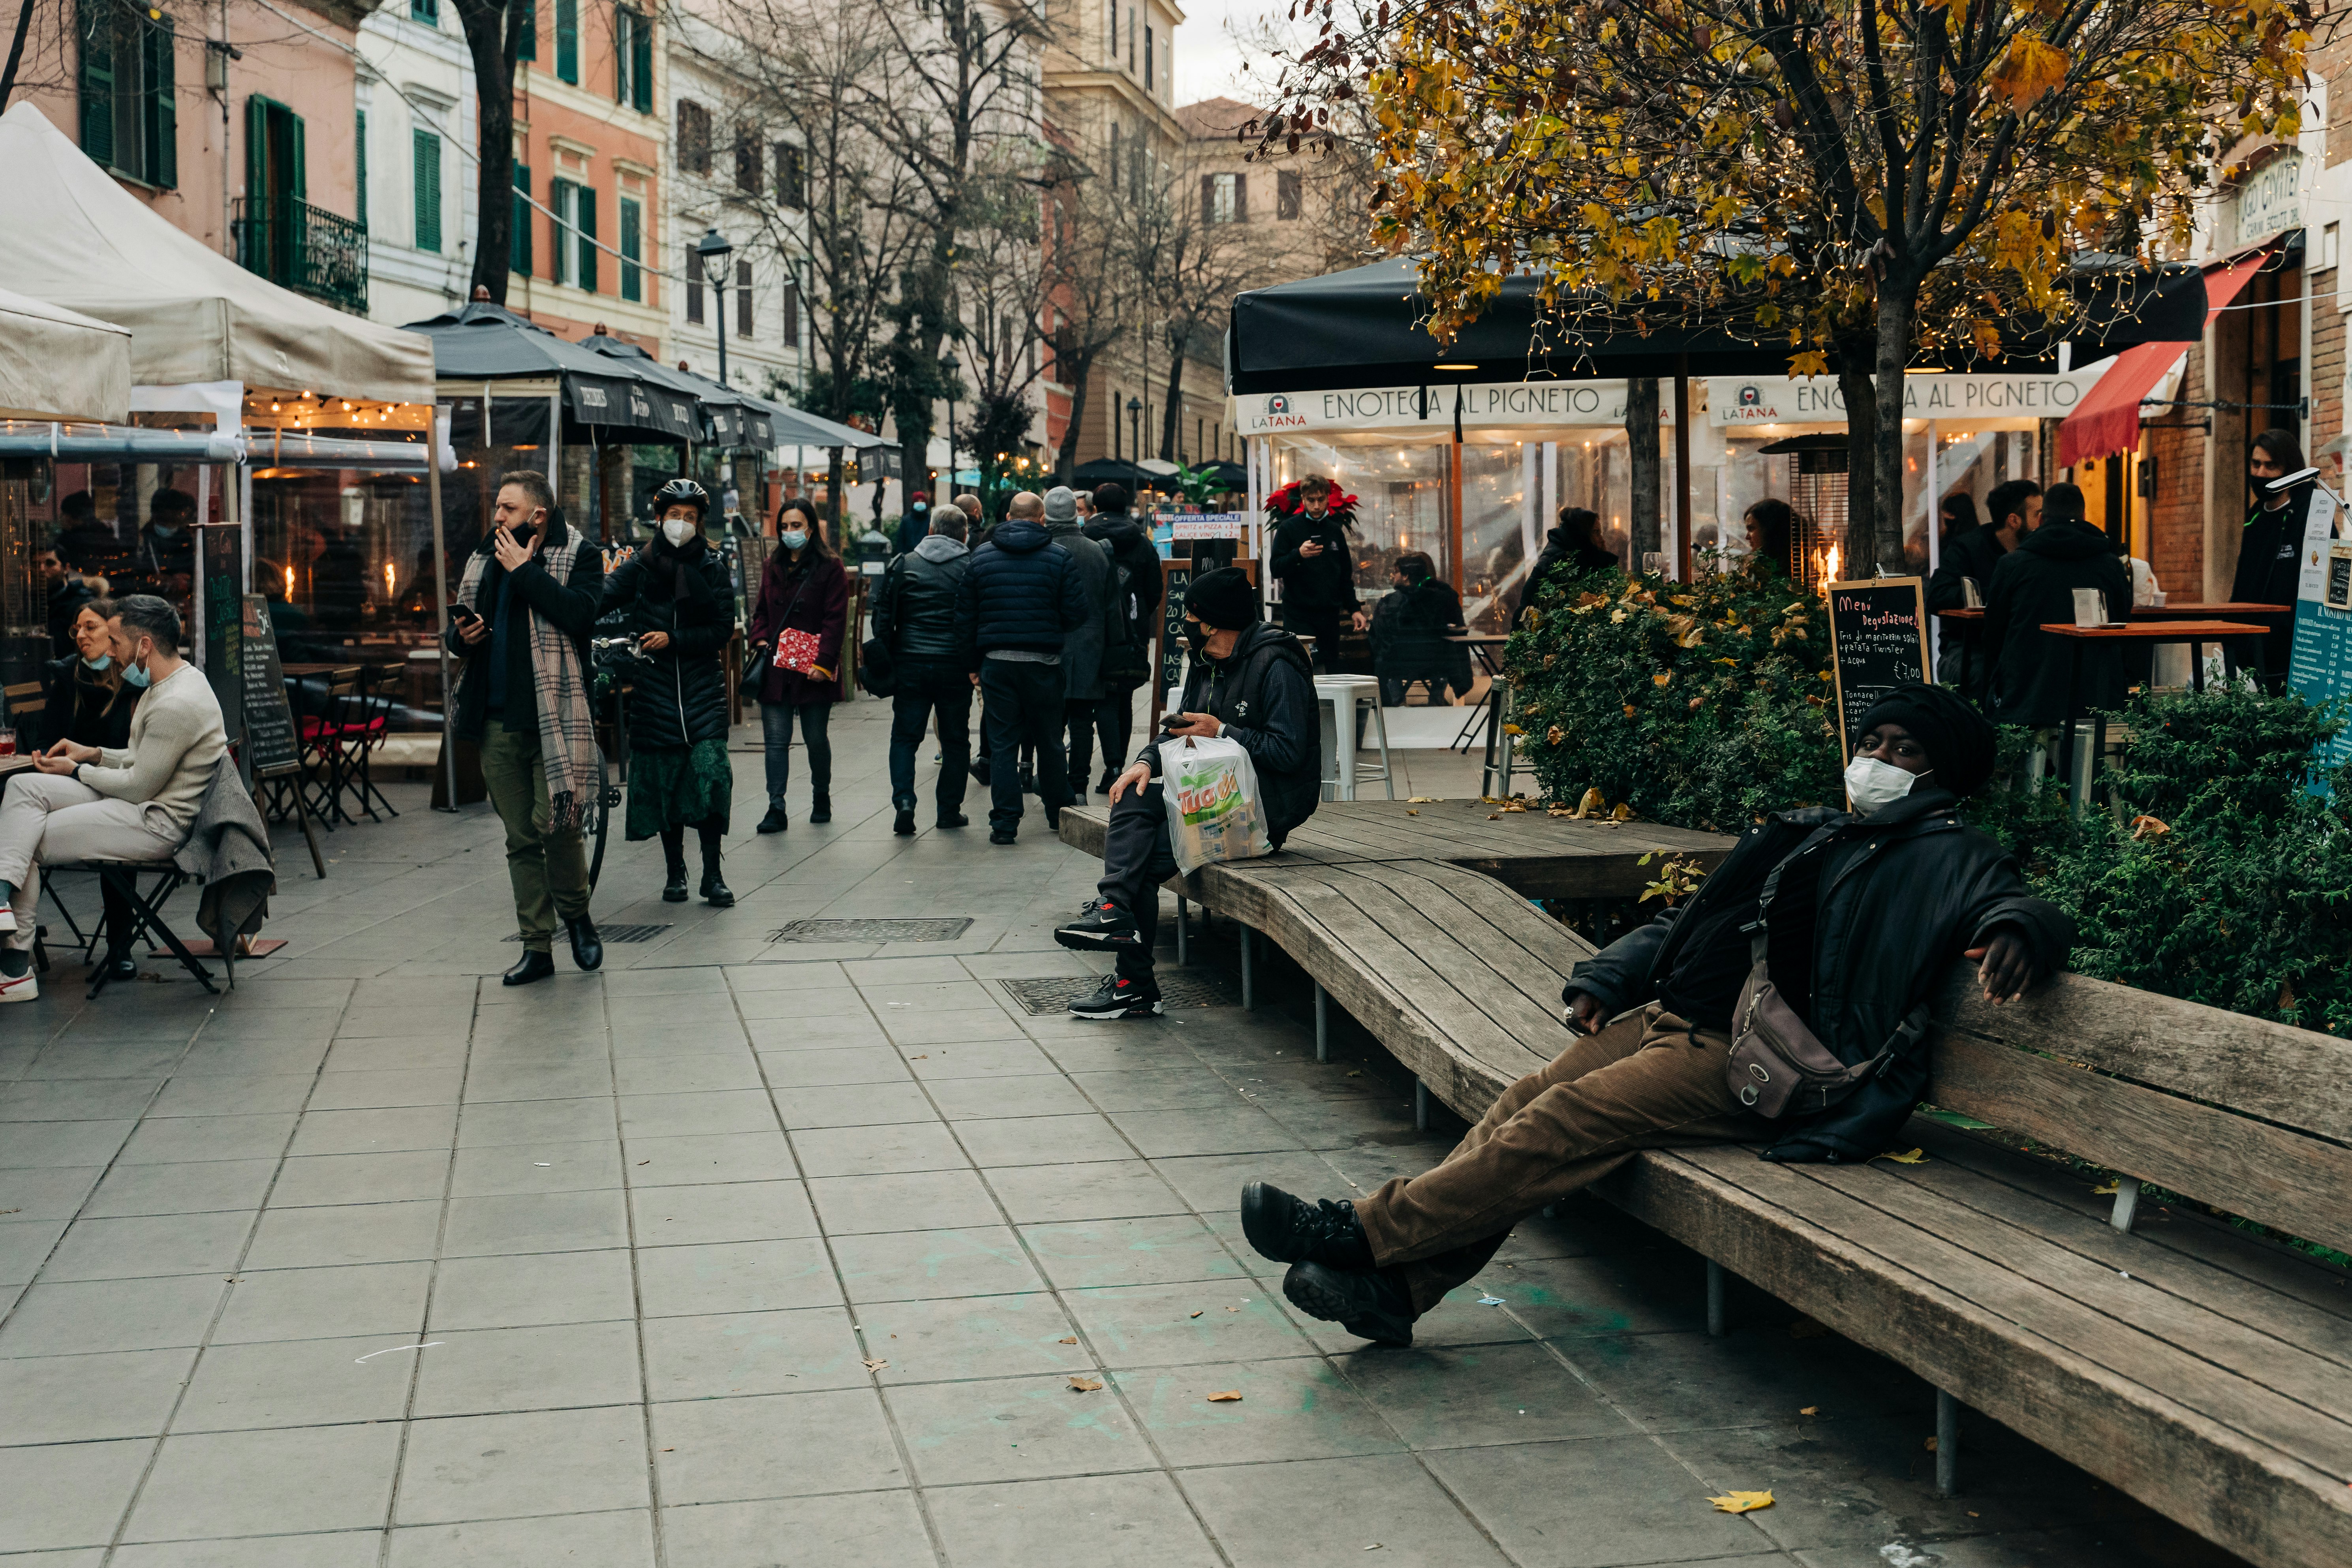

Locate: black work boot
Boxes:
[1283,1261,1415,1347]
[566,916,604,972]
[756,806,789,834]
[661,856,689,903]
[502,949,556,987]
[809,792,832,824]
[893,806,917,836]
[699,829,735,908]
[1240,1183,1377,1270]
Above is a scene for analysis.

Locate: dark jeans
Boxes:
[761,699,831,808]
[1097,780,1179,983]
[1284,604,1346,672]
[1067,685,1137,787]
[890,658,972,816]
[979,659,1071,832]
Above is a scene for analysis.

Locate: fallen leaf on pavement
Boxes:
[1708,1490,1774,1514]
[1058,1336,1077,1344]
[1190,1311,1203,1318]
[1206,1391,1242,1402]
[1405,809,1419,816]
[1226,1306,1241,1313]
[1069,1376,1103,1393]
[863,1359,888,1371]
[2092,1180,2119,1195]
[1871,1147,1928,1165]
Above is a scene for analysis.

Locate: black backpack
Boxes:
[858,557,902,697]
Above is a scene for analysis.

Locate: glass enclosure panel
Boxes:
[1269,441,1448,608]
[1557,432,1633,568]
[1458,442,1534,633]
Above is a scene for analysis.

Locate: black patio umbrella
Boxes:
[1072,457,1159,487]
[578,334,776,449]
[1199,460,1248,490]
[403,300,701,442]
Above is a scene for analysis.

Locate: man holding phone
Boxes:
[447,471,606,985]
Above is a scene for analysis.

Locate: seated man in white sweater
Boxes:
[0,595,227,1002]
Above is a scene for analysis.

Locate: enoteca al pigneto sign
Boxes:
[1232,379,1666,436]
[1708,367,2109,427]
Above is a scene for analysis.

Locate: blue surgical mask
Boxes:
[122,660,152,689]
[81,653,112,672]
[151,522,181,538]
[780,530,809,551]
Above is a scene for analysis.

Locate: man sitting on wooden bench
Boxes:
[0,595,227,1003]
[1240,684,2074,1346]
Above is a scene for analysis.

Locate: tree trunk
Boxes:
[1159,344,1185,463]
[453,0,520,304]
[1627,377,1661,564]
[1055,355,1093,482]
[1872,291,1917,577]
[1835,344,1879,580]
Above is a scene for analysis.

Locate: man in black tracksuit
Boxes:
[1980,481,2131,730]
[1053,567,1320,1018]
[1081,483,1166,792]
[1229,684,2072,1345]
[873,503,973,834]
[1269,475,1366,672]
[954,491,1091,843]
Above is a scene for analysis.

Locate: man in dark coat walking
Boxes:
[1269,476,1366,672]
[954,491,1091,843]
[1230,685,2070,1346]
[1980,481,2131,730]
[873,503,975,834]
[1081,482,1166,792]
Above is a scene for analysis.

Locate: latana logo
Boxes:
[1265,394,1291,415]
[1737,385,1762,407]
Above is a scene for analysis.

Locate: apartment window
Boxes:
[1144,26,1152,96]
[554,0,578,83]
[735,259,753,336]
[1204,171,1244,224]
[775,142,805,209]
[515,0,535,60]
[551,176,597,290]
[734,127,761,195]
[410,0,437,21]
[619,195,642,301]
[1127,6,1135,70]
[78,0,177,188]
[1108,123,1119,194]
[615,7,652,113]
[781,278,800,347]
[677,98,710,175]
[1277,169,1300,220]
[1104,0,1114,62]
[686,249,704,323]
[511,162,533,273]
[413,128,442,252]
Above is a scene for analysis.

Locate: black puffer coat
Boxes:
[1142,621,1321,848]
[1564,787,2072,1163]
[954,516,1090,665]
[599,535,737,750]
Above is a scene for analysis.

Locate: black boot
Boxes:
[1240,1183,1376,1269]
[937,811,969,828]
[1282,1261,1415,1347]
[699,827,734,907]
[501,949,556,987]
[893,806,917,836]
[756,806,788,834]
[809,792,832,824]
[661,828,689,903]
[566,916,604,971]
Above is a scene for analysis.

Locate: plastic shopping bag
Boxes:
[1163,734,1274,875]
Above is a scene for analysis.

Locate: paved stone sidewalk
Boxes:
[0,704,2233,1565]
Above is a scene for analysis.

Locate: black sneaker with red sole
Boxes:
[1066,974,1164,1019]
[1054,898,1143,950]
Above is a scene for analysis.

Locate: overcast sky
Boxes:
[1174,0,1277,107]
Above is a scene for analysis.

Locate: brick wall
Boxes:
[2146,344,2208,597]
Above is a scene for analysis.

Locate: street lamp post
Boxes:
[941,351,961,504]
[1126,397,1142,471]
[694,228,734,387]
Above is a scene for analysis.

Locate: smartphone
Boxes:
[449,602,480,626]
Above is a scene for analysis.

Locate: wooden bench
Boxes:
[1059,800,2352,1568]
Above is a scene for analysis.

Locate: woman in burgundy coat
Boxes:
[746,499,849,831]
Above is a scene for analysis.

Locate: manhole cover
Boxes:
[503,924,671,944]
[770,917,975,944]
[998,971,1241,1015]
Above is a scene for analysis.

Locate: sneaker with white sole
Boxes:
[0,908,15,933]
[0,969,37,1004]
[1066,974,1163,1019]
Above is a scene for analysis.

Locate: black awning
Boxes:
[404,301,698,441]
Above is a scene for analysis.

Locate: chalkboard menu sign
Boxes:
[201,526,244,757]
[1823,576,1931,757]
[237,595,301,777]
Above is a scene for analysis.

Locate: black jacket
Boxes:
[1271,507,1358,612]
[1980,519,2131,728]
[1565,788,2073,1162]
[1143,621,1321,847]
[1925,522,2009,613]
[37,655,139,751]
[954,516,1090,666]
[1088,512,1166,685]
[873,534,971,662]
[1045,518,1115,699]
[1371,578,1473,690]
[1517,527,1619,624]
[2230,488,2309,675]
[445,518,606,743]
[599,535,736,750]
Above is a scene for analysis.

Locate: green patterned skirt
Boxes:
[625,739,733,839]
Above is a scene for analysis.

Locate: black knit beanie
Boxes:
[1854,682,1997,798]
[1185,567,1261,631]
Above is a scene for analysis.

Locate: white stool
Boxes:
[1313,677,1394,801]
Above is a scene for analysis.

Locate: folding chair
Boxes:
[47,860,219,999]
[298,667,367,826]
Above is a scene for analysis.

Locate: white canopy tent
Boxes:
[0,101,433,405]
[0,287,132,423]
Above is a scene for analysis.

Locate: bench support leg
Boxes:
[2109,1178,2141,1234]
[1935,1389,1960,1496]
[1313,983,1328,1063]
[1705,1259,1726,1337]
[1413,1079,1430,1132]
[1240,924,1254,1010]
[1175,894,1187,966]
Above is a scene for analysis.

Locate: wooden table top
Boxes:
[2037,620,2270,640]
[1938,604,2288,624]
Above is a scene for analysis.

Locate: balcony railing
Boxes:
[233,196,369,315]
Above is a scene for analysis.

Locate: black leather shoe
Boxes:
[1283,1261,1415,1346]
[1044,805,1061,831]
[937,812,969,829]
[893,807,917,836]
[756,807,788,834]
[662,863,689,903]
[989,828,1017,845]
[501,949,557,987]
[101,952,139,983]
[701,868,735,908]
[967,758,991,788]
[1242,1182,1376,1269]
[1095,770,1116,795]
[809,793,832,823]
[566,916,604,972]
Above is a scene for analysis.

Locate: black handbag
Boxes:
[744,565,812,704]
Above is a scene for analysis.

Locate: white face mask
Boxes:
[661,518,698,548]
[1845,755,1928,816]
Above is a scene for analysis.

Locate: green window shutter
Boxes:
[413,128,441,253]
[555,0,577,83]
[511,162,532,274]
[577,184,597,293]
[619,196,641,302]
[613,9,628,105]
[355,110,367,224]
[145,17,176,190]
[631,13,653,113]
[290,108,306,200]
[80,1,116,170]
[515,0,535,60]
[549,175,568,283]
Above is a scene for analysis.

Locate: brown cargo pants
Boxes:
[1353,1005,1769,1314]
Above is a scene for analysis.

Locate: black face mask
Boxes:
[1181,621,1210,653]
[507,523,537,547]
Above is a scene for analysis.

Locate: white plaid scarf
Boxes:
[457,527,602,837]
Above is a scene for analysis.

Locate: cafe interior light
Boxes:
[284,565,294,597]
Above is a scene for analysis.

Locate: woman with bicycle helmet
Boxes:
[599,477,738,906]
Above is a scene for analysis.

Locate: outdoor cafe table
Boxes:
[1937,603,2288,702]
[2047,619,2272,788]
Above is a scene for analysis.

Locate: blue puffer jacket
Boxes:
[953,516,1091,667]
